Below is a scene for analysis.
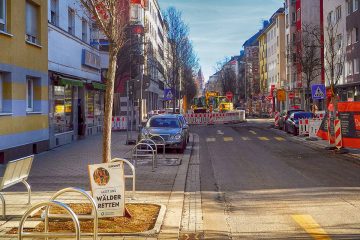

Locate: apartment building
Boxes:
[48,0,105,148]
[0,0,49,162]
[0,0,49,163]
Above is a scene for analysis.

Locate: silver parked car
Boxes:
[140,114,188,153]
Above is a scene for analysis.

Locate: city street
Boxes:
[192,119,360,239]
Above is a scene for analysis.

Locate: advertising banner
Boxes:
[337,102,360,148]
[88,162,125,217]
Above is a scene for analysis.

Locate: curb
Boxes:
[158,133,195,239]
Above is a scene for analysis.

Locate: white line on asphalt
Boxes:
[249,130,257,135]
[206,138,216,142]
[241,137,250,141]
[217,130,224,135]
[223,137,233,142]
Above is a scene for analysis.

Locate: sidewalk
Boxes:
[0,131,195,239]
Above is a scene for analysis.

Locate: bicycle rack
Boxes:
[138,138,158,161]
[149,134,166,159]
[47,187,98,240]
[18,200,80,240]
[111,158,136,199]
[132,143,156,171]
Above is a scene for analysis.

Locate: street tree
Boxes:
[163,7,191,113]
[80,0,129,163]
[288,24,323,111]
[215,58,237,95]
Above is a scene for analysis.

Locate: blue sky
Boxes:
[157,0,284,81]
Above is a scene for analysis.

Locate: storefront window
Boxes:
[94,91,104,126]
[86,90,95,126]
[54,85,73,133]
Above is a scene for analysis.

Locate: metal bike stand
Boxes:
[149,134,166,159]
[111,158,136,199]
[47,187,98,240]
[132,143,156,171]
[138,138,158,165]
[18,200,80,240]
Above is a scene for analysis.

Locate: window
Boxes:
[296,9,301,21]
[336,34,342,49]
[0,73,3,112]
[327,11,333,24]
[68,8,75,35]
[347,0,353,14]
[54,85,73,134]
[26,77,34,112]
[355,27,359,42]
[0,0,6,31]
[354,0,359,11]
[26,1,39,44]
[50,0,58,26]
[82,19,87,42]
[347,31,352,45]
[355,58,359,74]
[347,61,353,76]
[336,6,341,22]
[292,12,296,23]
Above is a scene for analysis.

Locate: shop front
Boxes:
[49,72,105,149]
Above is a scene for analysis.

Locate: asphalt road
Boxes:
[192,119,360,239]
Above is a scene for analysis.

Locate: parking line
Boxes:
[223,137,234,142]
[258,137,270,141]
[275,137,285,141]
[292,215,331,240]
[241,137,250,141]
[249,130,257,135]
[206,138,216,142]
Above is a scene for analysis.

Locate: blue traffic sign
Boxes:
[163,88,174,101]
[311,84,326,100]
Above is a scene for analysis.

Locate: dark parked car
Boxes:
[279,109,305,131]
[285,112,314,136]
[140,114,188,153]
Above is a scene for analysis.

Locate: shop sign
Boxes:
[88,162,125,217]
[82,49,100,69]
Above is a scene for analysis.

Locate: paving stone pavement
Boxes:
[0,131,194,239]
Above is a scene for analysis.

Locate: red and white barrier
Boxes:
[334,119,342,149]
[184,111,246,125]
[112,116,128,130]
[308,119,322,138]
[299,119,310,136]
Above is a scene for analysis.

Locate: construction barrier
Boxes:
[299,119,310,136]
[112,116,128,131]
[314,111,325,120]
[308,119,322,138]
[184,111,246,125]
[334,119,342,149]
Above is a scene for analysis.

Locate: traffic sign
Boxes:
[288,92,295,99]
[311,84,326,100]
[226,91,233,101]
[164,88,174,101]
[277,89,286,102]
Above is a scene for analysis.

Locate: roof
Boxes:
[243,30,263,47]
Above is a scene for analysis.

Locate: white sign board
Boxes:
[88,162,125,217]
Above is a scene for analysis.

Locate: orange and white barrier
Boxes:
[112,116,128,130]
[334,119,342,149]
[185,111,246,125]
[299,119,310,136]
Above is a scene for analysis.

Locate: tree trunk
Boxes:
[102,46,117,163]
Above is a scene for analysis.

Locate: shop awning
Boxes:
[92,82,106,91]
[59,77,84,87]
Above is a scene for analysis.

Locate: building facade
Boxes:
[48,0,105,148]
[343,0,360,101]
[0,0,49,163]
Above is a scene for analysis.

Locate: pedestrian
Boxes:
[311,103,318,114]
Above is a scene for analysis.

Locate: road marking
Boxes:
[223,137,233,142]
[258,137,270,141]
[217,130,224,135]
[249,130,257,135]
[275,137,285,141]
[292,215,331,240]
[241,137,250,141]
[206,138,216,142]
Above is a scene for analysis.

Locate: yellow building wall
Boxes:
[258,33,268,94]
[0,0,48,74]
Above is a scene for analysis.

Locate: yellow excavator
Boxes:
[192,91,233,113]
